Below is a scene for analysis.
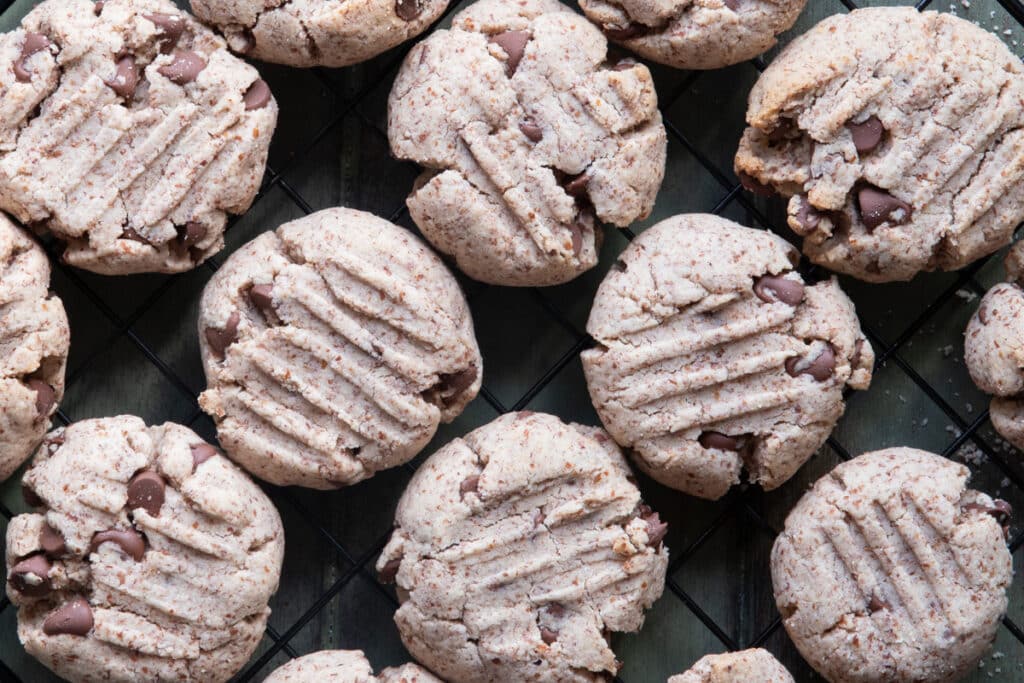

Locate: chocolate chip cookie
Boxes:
[734,7,1024,282]
[377,412,668,682]
[198,208,481,489]
[965,241,1024,451]
[0,215,68,482]
[580,0,807,70]
[191,0,449,68]
[669,648,793,683]
[389,0,667,286]
[264,650,441,682]
[582,214,873,500]
[773,448,1012,683]
[0,0,276,275]
[7,416,284,682]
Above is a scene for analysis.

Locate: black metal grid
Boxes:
[2,0,1024,680]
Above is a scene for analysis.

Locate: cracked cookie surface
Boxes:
[0,0,276,275]
[376,411,668,682]
[388,0,667,287]
[582,214,873,500]
[734,7,1024,282]
[0,214,68,481]
[190,0,450,68]
[6,415,284,682]
[198,207,481,489]
[772,448,1012,683]
[264,649,441,682]
[579,0,806,70]
[669,648,793,683]
[965,241,1024,451]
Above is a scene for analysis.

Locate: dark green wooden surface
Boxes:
[1,0,1024,680]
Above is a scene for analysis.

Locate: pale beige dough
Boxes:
[668,648,793,683]
[264,650,441,682]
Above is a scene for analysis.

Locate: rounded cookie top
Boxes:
[0,215,68,481]
[389,0,667,286]
[579,0,807,70]
[734,7,1024,282]
[581,214,873,500]
[7,416,284,683]
[0,0,276,275]
[772,448,1012,683]
[191,0,450,68]
[264,650,441,683]
[198,208,482,489]
[668,648,793,683]
[376,412,668,683]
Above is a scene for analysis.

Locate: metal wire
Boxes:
[2,0,1024,681]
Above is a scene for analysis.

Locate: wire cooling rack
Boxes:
[3,0,1024,681]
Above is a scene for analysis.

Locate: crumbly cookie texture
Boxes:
[191,0,450,68]
[965,241,1024,451]
[264,650,441,683]
[734,7,1024,282]
[198,208,481,489]
[6,416,284,683]
[376,412,668,683]
[579,0,807,70]
[772,448,1012,683]
[582,214,873,500]
[668,648,794,683]
[389,0,667,287]
[0,0,276,275]
[0,215,68,481]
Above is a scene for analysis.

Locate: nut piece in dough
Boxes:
[198,207,482,489]
[734,8,1024,282]
[7,416,285,683]
[772,448,1012,683]
[389,0,667,286]
[669,648,794,683]
[264,650,441,682]
[376,411,668,682]
[579,0,807,70]
[191,0,450,68]
[582,214,873,500]
[0,0,276,274]
[0,214,68,481]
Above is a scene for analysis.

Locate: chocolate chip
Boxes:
[850,339,866,369]
[14,33,51,83]
[395,0,423,20]
[785,344,836,382]
[568,221,584,257]
[89,528,145,561]
[965,500,1013,526]
[563,172,589,199]
[978,303,990,325]
[191,444,218,470]
[158,50,206,85]
[490,31,530,76]
[247,285,276,320]
[753,274,805,306]
[121,227,150,244]
[378,557,401,583]
[856,185,912,231]
[22,485,43,508]
[738,171,775,197]
[177,221,206,247]
[144,13,185,54]
[205,311,240,359]
[126,470,165,517]
[540,627,558,644]
[519,118,543,143]
[847,116,885,154]
[26,378,55,417]
[612,259,627,273]
[602,23,648,41]
[40,524,66,557]
[9,554,52,597]
[460,475,480,499]
[724,0,740,8]
[794,197,822,231]
[103,56,139,99]
[546,603,565,618]
[93,1,104,15]
[638,504,667,549]
[612,58,637,71]
[441,367,478,396]
[42,597,93,636]
[698,431,742,451]
[243,79,272,111]
[868,594,890,613]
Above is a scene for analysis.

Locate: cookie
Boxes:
[6,416,284,682]
[388,0,667,286]
[198,208,481,489]
[264,650,441,682]
[190,0,450,68]
[581,214,873,500]
[0,0,276,275]
[734,7,1024,282]
[0,215,69,481]
[579,0,807,70]
[669,648,793,683]
[772,448,1012,683]
[965,241,1024,451]
[376,411,668,682]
